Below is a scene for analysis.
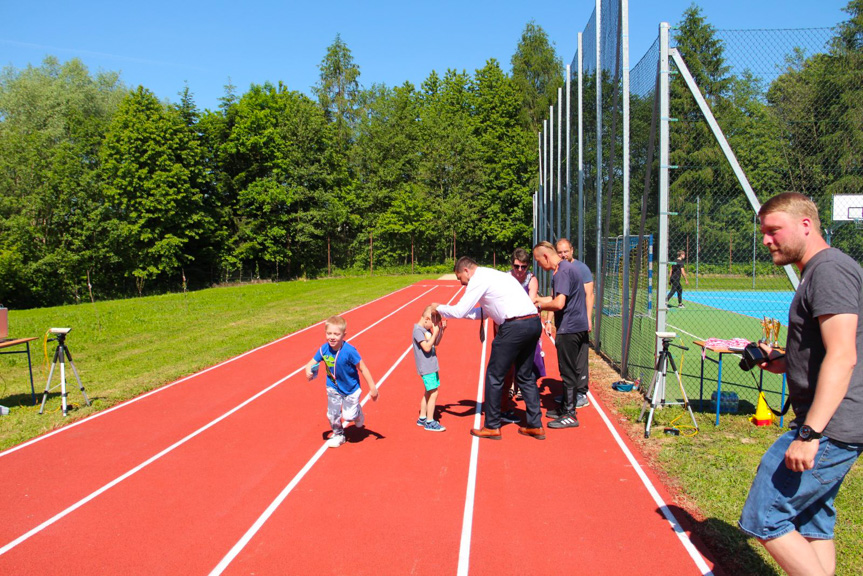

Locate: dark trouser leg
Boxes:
[574,331,590,396]
[556,333,579,413]
[667,280,682,304]
[485,318,542,429]
[667,280,681,303]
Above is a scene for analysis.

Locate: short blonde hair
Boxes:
[759,192,821,234]
[325,315,347,332]
[533,240,555,253]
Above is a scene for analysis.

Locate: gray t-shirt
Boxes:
[786,248,863,443]
[571,258,594,285]
[552,260,589,334]
[412,324,439,376]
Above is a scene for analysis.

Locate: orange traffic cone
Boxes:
[751,392,774,426]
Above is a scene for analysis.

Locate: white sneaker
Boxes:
[327,434,346,448]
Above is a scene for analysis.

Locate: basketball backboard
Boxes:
[832,194,863,222]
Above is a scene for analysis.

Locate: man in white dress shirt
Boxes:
[432,257,546,440]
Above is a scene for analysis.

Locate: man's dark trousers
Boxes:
[483,317,543,429]
[556,330,589,413]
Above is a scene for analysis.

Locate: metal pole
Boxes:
[621,0,631,372]
[696,195,700,289]
[557,87,563,240]
[656,22,671,345]
[578,32,585,261]
[566,63,572,242]
[543,122,550,291]
[548,106,555,243]
[752,212,757,289]
[594,0,603,350]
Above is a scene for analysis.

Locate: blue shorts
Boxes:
[421,372,440,392]
[738,430,861,541]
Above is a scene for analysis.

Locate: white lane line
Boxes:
[457,317,488,576]
[0,285,440,557]
[208,345,413,576]
[0,283,423,459]
[546,334,712,574]
[589,392,714,575]
[209,284,464,575]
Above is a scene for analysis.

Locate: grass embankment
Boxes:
[591,355,863,576]
[0,274,432,450]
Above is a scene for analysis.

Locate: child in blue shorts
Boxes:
[305,315,378,448]
[413,306,446,431]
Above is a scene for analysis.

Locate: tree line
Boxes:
[0,24,563,308]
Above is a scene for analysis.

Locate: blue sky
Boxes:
[0,1,851,112]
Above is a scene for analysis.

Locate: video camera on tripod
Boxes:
[639,331,698,438]
[40,327,90,416]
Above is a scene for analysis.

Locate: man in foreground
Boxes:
[432,257,545,440]
[739,192,863,575]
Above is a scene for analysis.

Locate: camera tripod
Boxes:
[39,330,90,417]
[639,332,698,438]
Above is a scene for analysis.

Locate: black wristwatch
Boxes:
[798,425,822,442]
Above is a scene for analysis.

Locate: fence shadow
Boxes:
[660,504,779,576]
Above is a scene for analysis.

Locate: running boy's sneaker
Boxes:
[424,420,446,432]
[678,303,685,308]
[417,417,428,427]
[327,434,346,448]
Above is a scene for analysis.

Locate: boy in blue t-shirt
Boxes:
[305,315,379,448]
[412,306,447,431]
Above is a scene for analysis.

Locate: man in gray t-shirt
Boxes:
[533,241,589,429]
[738,193,862,575]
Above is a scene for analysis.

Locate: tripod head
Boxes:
[48,327,71,345]
[656,331,689,352]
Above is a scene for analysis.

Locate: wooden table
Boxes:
[0,337,38,405]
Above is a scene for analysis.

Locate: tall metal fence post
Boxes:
[578,32,584,262]
[557,87,563,240]
[696,195,700,289]
[594,0,603,349]
[621,0,631,373]
[566,64,572,243]
[549,104,555,243]
[656,21,671,352]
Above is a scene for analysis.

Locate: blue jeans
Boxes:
[738,431,862,540]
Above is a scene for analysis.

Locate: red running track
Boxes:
[0,280,717,575]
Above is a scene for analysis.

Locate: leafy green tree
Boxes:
[314,34,361,150]
[219,82,342,279]
[417,69,482,260]
[0,57,125,307]
[470,59,534,255]
[510,21,564,133]
[669,5,743,266]
[101,86,214,294]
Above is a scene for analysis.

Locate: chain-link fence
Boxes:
[536,4,863,422]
